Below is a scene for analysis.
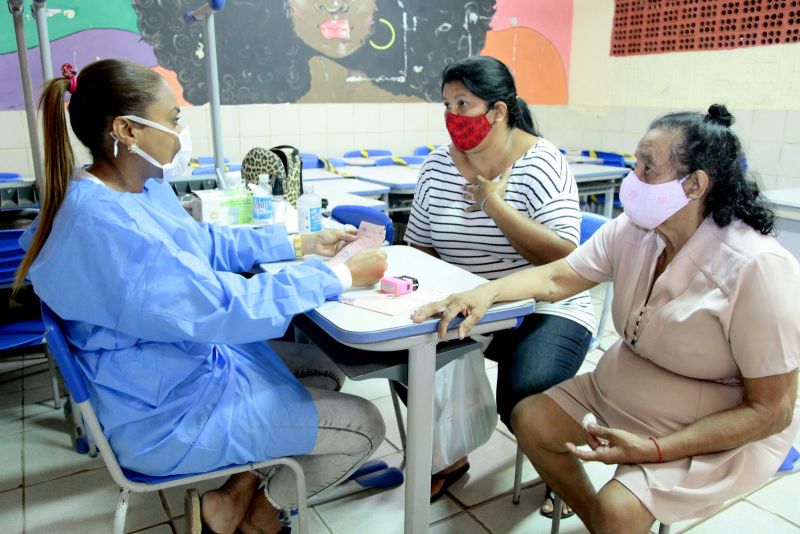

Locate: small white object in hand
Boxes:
[582,412,597,432]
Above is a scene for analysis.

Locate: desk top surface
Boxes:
[338,165,421,189]
[764,188,800,210]
[307,178,390,196]
[303,169,343,181]
[570,163,628,180]
[320,192,387,213]
[261,245,534,344]
[565,155,603,164]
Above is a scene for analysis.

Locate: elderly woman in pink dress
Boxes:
[412,104,799,532]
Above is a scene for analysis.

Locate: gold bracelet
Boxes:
[293,234,303,258]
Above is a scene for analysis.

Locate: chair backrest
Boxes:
[580,212,610,245]
[582,150,626,168]
[373,156,426,167]
[300,153,320,169]
[343,149,392,158]
[331,205,394,244]
[0,229,25,287]
[41,304,91,403]
[413,145,441,156]
[318,157,346,171]
[0,172,23,182]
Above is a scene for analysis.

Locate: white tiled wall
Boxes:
[1,103,797,191]
[536,105,800,191]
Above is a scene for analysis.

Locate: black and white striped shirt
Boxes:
[404,139,595,334]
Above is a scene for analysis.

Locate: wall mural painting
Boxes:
[0,0,572,110]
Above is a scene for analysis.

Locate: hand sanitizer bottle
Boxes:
[251,174,273,225]
[296,185,322,234]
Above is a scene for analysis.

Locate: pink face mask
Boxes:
[618,170,691,230]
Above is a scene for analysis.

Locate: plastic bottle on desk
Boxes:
[272,176,286,229]
[297,185,322,234]
[251,174,273,225]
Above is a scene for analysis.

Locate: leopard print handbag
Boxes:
[241,145,304,207]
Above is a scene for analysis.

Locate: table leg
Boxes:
[603,184,614,219]
[404,341,437,533]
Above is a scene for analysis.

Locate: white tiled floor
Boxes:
[1,288,799,533]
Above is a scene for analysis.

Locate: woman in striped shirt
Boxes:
[403,56,595,515]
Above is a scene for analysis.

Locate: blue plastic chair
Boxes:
[373,156,426,167]
[343,149,392,158]
[0,172,22,183]
[194,156,229,166]
[318,157,347,171]
[511,212,613,506]
[413,145,442,156]
[331,205,394,244]
[41,304,310,534]
[300,152,320,169]
[581,150,626,168]
[0,229,61,409]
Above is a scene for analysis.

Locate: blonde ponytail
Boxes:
[13,77,75,291]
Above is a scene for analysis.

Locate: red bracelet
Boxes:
[649,437,663,463]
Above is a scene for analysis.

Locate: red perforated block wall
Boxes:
[611,0,800,56]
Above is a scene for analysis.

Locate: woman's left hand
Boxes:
[301,226,358,257]
[565,424,661,465]
[464,167,511,213]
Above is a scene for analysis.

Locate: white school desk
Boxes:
[764,187,800,259]
[303,168,343,182]
[308,178,390,204]
[565,154,602,164]
[571,163,628,218]
[320,191,388,214]
[338,165,421,194]
[261,245,534,533]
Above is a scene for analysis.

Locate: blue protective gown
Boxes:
[22,175,344,476]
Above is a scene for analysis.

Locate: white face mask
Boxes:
[112,115,193,183]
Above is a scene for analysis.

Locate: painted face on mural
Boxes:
[287,0,377,58]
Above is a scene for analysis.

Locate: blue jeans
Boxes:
[484,313,592,430]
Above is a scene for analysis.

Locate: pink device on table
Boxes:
[380,276,419,296]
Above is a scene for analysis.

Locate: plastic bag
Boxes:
[431,350,498,473]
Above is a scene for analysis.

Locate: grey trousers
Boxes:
[263,341,385,508]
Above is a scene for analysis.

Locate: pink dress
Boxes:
[546,214,800,524]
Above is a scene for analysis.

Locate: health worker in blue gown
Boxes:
[17,59,388,534]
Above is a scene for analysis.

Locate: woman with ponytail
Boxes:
[413,104,800,531]
[401,56,594,510]
[17,59,390,534]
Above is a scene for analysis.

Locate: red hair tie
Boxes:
[61,63,78,93]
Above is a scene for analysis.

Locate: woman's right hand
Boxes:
[345,249,388,287]
[411,283,497,339]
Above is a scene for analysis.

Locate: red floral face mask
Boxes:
[445,111,493,152]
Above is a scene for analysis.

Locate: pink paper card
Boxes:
[328,221,386,266]
[339,287,448,317]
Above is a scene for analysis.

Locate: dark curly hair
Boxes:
[649,104,774,235]
[442,55,541,136]
[132,0,496,104]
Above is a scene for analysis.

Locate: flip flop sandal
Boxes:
[539,485,576,519]
[184,488,221,534]
[430,462,470,502]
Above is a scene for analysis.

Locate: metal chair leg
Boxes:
[113,487,130,534]
[46,349,62,409]
[388,381,407,450]
[267,458,308,534]
[551,494,563,534]
[512,446,523,504]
